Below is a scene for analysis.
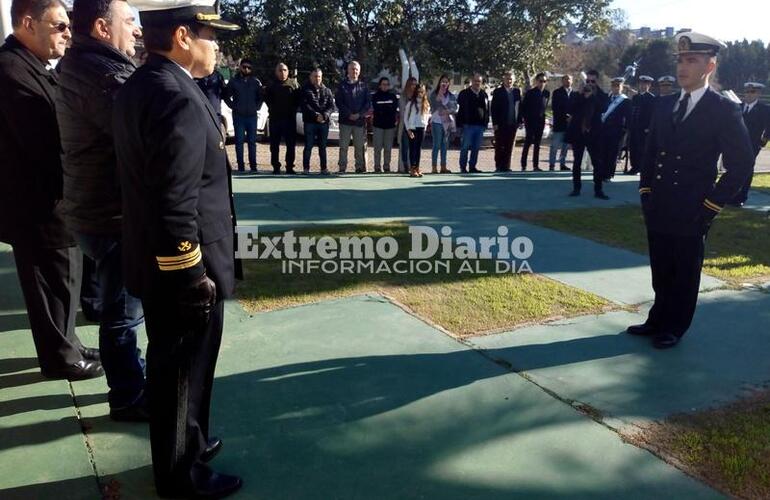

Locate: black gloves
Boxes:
[176,272,217,328]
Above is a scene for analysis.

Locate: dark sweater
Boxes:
[456,87,490,127]
[300,83,336,123]
[371,90,399,129]
[265,78,300,121]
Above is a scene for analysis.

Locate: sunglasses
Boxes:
[241,66,252,70]
[46,21,71,32]
[586,79,596,84]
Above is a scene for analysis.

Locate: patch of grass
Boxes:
[641,391,770,499]
[236,223,611,337]
[752,173,770,195]
[511,205,770,285]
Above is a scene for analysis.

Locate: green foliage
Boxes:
[218,0,615,87]
[718,40,770,91]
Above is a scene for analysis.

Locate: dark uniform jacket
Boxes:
[0,35,74,248]
[56,34,136,236]
[640,89,754,235]
[114,54,235,300]
[300,83,336,124]
[456,87,489,128]
[630,92,655,137]
[551,86,573,132]
[520,87,550,126]
[490,86,521,127]
[743,101,770,155]
[600,95,631,140]
[195,70,226,117]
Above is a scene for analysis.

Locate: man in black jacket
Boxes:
[627,75,656,175]
[265,62,300,174]
[113,0,241,496]
[549,74,573,171]
[0,0,102,381]
[732,82,770,205]
[56,0,147,420]
[598,77,632,182]
[520,72,550,171]
[456,73,489,173]
[490,71,521,172]
[371,77,399,173]
[629,32,754,349]
[224,58,262,172]
[301,68,337,174]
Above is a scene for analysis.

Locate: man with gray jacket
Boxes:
[225,58,263,172]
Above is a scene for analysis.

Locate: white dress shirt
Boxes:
[672,83,709,121]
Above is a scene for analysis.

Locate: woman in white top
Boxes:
[403,84,431,177]
[428,74,458,173]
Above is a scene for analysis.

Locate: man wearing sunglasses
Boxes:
[1,0,105,380]
[224,57,263,172]
[55,0,148,421]
[732,82,770,206]
[519,72,551,171]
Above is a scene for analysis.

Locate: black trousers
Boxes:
[646,230,705,337]
[269,118,297,171]
[571,140,604,194]
[494,125,516,171]
[628,130,647,172]
[521,121,545,169]
[599,134,622,179]
[734,149,760,204]
[143,298,224,492]
[407,128,424,168]
[13,244,85,371]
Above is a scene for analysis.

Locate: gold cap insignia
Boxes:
[678,36,691,52]
[178,241,193,252]
[196,12,220,21]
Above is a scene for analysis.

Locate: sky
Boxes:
[612,0,768,43]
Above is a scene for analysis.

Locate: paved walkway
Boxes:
[4,171,769,498]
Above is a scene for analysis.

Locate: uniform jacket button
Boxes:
[219,141,225,150]
[660,152,666,156]
[676,155,681,160]
[656,175,662,179]
[657,163,663,168]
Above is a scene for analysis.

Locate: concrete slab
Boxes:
[744,189,770,213]
[471,289,770,428]
[73,295,718,499]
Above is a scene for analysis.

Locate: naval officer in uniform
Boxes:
[113,0,242,496]
[657,75,676,96]
[732,82,770,205]
[627,32,754,349]
[627,75,656,175]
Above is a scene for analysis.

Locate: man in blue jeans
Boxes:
[301,69,337,173]
[55,0,147,420]
[225,58,263,172]
[456,74,489,173]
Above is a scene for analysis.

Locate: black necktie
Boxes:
[743,104,750,116]
[674,93,690,126]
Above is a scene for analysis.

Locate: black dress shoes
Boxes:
[79,346,100,361]
[568,190,580,197]
[41,360,104,381]
[594,192,610,200]
[626,323,658,337]
[201,437,223,463]
[469,167,481,173]
[560,165,571,171]
[653,333,682,349]
[110,394,150,422]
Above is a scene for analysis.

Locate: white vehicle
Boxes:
[220,101,269,141]
[295,111,341,141]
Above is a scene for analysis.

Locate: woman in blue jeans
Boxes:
[428,75,458,173]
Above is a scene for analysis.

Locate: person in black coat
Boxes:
[56,0,148,418]
[732,82,770,205]
[519,72,550,171]
[549,74,573,171]
[598,77,632,181]
[0,0,102,381]
[264,62,300,174]
[566,72,610,198]
[490,71,521,172]
[300,68,337,173]
[196,68,227,118]
[627,75,656,175]
[112,1,242,497]
[629,32,754,349]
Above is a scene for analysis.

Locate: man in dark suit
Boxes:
[491,71,521,172]
[0,0,102,380]
[627,75,656,175]
[113,0,242,496]
[732,82,770,205]
[549,74,573,171]
[598,77,632,182]
[628,32,754,349]
[520,72,550,171]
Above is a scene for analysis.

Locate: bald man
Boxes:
[264,62,300,174]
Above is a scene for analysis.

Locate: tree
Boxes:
[717,40,769,91]
[617,39,675,84]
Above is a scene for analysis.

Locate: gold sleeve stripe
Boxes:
[158,252,202,271]
[156,247,202,270]
[639,187,652,194]
[703,199,722,213]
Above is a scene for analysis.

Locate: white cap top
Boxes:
[744,82,766,89]
[674,32,726,55]
[658,76,676,83]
